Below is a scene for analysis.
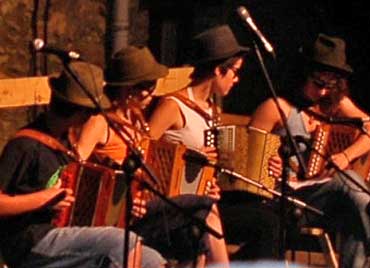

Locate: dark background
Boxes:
[147,0,370,116]
[223,0,370,116]
[1,0,369,152]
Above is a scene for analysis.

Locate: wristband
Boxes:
[342,151,351,163]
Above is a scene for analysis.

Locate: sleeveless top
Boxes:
[273,107,331,189]
[162,87,213,150]
[93,111,145,165]
[94,127,129,164]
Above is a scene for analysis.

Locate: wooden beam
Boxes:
[0,76,51,108]
[0,67,194,108]
[154,66,193,96]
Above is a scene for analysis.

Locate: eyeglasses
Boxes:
[228,66,241,78]
[133,80,157,92]
[310,76,339,90]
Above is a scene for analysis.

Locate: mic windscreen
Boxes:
[33,38,45,51]
[237,6,250,20]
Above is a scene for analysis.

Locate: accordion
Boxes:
[207,125,281,199]
[53,161,126,227]
[135,138,214,201]
[307,123,370,180]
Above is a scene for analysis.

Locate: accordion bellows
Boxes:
[135,138,214,201]
[212,125,281,199]
[307,124,370,181]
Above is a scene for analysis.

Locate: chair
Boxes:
[286,226,338,268]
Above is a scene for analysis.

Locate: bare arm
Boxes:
[0,187,73,218]
[249,97,290,132]
[331,97,370,168]
[75,114,108,160]
[249,98,290,179]
[148,98,183,140]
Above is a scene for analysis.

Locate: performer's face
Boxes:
[304,72,340,102]
[303,71,347,114]
[128,80,157,109]
[214,57,244,97]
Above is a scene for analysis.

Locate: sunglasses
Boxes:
[310,76,340,90]
[228,66,241,78]
[132,80,157,92]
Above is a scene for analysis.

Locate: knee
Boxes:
[100,227,140,251]
[206,204,222,225]
[140,245,166,268]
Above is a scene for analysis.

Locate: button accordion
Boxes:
[52,161,126,227]
[206,125,281,199]
[135,138,214,201]
[307,123,370,181]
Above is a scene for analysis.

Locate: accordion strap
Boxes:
[107,112,149,137]
[14,128,77,159]
[169,92,220,127]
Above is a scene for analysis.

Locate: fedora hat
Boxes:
[187,24,250,65]
[49,62,111,109]
[307,33,353,75]
[105,46,169,86]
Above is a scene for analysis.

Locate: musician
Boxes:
[74,45,230,267]
[249,33,370,267]
[0,62,165,268]
[148,24,281,261]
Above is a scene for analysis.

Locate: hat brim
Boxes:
[311,60,353,76]
[49,76,111,109]
[188,46,250,65]
[105,64,169,87]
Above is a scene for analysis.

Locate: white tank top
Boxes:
[162,87,213,150]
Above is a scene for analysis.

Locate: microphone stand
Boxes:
[295,141,370,200]
[301,109,370,195]
[211,162,325,217]
[61,61,223,268]
[304,109,370,138]
[252,41,309,259]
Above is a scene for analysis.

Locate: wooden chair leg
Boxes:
[301,227,338,268]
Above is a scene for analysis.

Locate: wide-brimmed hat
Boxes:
[105,46,169,86]
[306,33,353,75]
[49,62,111,109]
[187,24,250,65]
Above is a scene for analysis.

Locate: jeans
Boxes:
[17,226,166,268]
[295,170,370,268]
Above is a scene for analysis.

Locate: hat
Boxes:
[306,33,353,75]
[187,25,250,65]
[105,46,169,86]
[49,62,111,109]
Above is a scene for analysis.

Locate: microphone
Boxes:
[32,38,82,61]
[305,109,370,128]
[236,6,274,54]
[327,116,370,128]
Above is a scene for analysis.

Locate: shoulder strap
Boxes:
[106,112,149,138]
[169,92,217,123]
[14,128,77,159]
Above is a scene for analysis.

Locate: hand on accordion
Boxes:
[131,191,147,219]
[330,151,351,170]
[268,155,283,179]
[206,177,221,201]
[201,146,218,161]
[43,186,75,211]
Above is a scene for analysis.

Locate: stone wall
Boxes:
[0,0,148,152]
